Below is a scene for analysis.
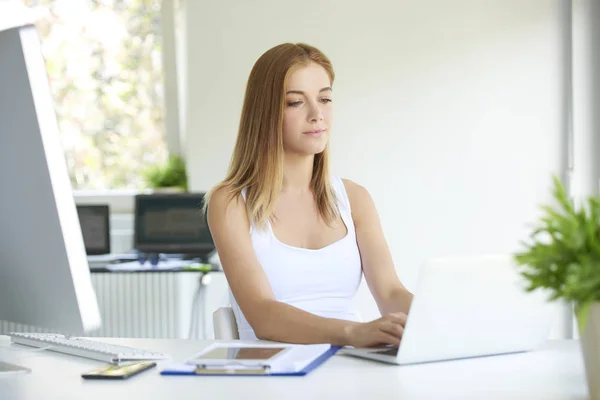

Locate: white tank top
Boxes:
[230,176,363,340]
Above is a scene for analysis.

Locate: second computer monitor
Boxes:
[77,205,110,255]
[134,193,214,259]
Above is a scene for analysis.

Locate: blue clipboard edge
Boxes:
[160,346,341,377]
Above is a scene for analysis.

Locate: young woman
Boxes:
[205,43,413,347]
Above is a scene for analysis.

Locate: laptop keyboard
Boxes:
[375,347,399,357]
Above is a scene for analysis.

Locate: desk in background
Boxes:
[75,191,219,340]
[0,339,588,400]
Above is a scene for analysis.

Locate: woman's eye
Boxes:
[287,100,303,107]
[320,98,332,104]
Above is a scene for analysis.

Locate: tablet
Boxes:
[188,344,290,366]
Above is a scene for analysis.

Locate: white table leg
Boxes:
[188,273,210,340]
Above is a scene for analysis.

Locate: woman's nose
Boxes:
[307,101,323,122]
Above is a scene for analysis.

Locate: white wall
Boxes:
[183,0,566,322]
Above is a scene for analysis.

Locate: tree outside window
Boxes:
[22,0,168,190]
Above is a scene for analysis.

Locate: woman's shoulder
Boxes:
[208,185,241,204]
[338,177,370,200]
[206,185,246,220]
[337,177,375,220]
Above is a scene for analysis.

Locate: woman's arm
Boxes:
[208,187,404,347]
[344,179,414,316]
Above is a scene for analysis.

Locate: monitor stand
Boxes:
[136,249,216,266]
[0,360,31,375]
[0,335,32,375]
[181,249,216,264]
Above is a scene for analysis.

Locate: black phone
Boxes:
[81,361,156,380]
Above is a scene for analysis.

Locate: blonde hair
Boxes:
[204,43,339,229]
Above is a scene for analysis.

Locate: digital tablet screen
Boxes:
[196,347,287,361]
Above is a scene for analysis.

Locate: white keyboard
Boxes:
[8,332,169,364]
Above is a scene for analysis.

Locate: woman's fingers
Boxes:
[379,319,404,338]
[376,330,401,347]
[385,312,408,326]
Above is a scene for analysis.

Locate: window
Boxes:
[22,0,168,190]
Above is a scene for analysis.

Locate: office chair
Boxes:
[212,306,239,340]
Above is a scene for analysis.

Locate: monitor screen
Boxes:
[134,193,214,256]
[77,205,110,255]
[0,24,101,333]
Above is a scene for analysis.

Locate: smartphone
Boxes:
[81,361,156,380]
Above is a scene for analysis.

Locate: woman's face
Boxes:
[282,62,333,156]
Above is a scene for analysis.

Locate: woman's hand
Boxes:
[344,312,407,348]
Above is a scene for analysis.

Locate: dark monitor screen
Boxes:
[76,205,110,255]
[134,193,214,256]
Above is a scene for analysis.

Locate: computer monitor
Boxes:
[0,24,101,334]
[77,205,111,255]
[134,193,215,260]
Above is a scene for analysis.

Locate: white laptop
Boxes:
[343,254,557,365]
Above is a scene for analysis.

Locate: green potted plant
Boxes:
[514,175,600,399]
[142,154,188,192]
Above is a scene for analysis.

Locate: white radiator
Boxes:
[0,272,203,338]
[89,272,180,338]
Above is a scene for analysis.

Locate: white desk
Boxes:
[0,339,589,400]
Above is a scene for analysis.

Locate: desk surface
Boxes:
[89,267,219,273]
[87,254,220,273]
[0,339,588,400]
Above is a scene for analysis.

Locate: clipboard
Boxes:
[160,345,340,377]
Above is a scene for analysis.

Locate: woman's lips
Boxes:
[303,129,325,137]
